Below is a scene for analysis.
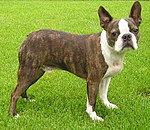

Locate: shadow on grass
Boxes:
[138,87,150,97]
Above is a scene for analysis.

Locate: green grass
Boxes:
[0,1,150,129]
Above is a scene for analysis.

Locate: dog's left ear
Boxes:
[98,6,113,30]
[129,1,142,27]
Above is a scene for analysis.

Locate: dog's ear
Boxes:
[129,1,142,27]
[98,6,113,30]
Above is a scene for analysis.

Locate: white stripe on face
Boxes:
[115,19,138,52]
[119,19,129,33]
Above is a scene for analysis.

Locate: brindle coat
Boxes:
[9,30,108,116]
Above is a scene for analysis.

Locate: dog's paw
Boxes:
[104,102,118,109]
[23,98,27,101]
[87,111,104,122]
[23,98,36,102]
[14,113,19,119]
[29,99,36,102]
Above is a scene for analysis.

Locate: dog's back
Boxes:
[19,30,102,78]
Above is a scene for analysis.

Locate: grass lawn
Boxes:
[0,0,150,129]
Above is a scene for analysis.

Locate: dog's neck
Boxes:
[100,30,125,66]
[100,30,125,78]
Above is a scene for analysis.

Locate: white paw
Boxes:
[14,113,19,119]
[23,98,36,102]
[87,111,104,122]
[29,99,36,102]
[104,102,118,109]
[23,98,27,101]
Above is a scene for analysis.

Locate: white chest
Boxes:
[104,62,123,78]
[100,30,125,78]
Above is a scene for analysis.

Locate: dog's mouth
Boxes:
[122,42,134,50]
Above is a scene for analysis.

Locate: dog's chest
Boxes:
[104,60,123,78]
[100,30,124,78]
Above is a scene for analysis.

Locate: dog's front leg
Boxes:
[86,81,104,121]
[99,77,118,109]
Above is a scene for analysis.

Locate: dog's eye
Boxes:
[111,32,117,37]
[133,29,139,34]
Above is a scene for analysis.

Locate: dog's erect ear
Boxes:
[129,1,142,27]
[98,6,113,30]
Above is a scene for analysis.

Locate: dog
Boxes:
[9,1,142,121]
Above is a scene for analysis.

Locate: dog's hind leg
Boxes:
[9,64,44,117]
[21,68,45,100]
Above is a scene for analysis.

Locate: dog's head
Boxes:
[98,1,142,52]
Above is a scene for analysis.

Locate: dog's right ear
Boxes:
[98,6,113,30]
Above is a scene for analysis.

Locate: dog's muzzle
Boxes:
[122,33,134,50]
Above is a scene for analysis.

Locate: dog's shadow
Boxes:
[96,101,118,119]
[16,90,117,120]
[17,93,86,119]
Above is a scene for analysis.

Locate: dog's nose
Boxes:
[122,34,132,42]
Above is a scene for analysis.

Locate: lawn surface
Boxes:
[0,1,150,130]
